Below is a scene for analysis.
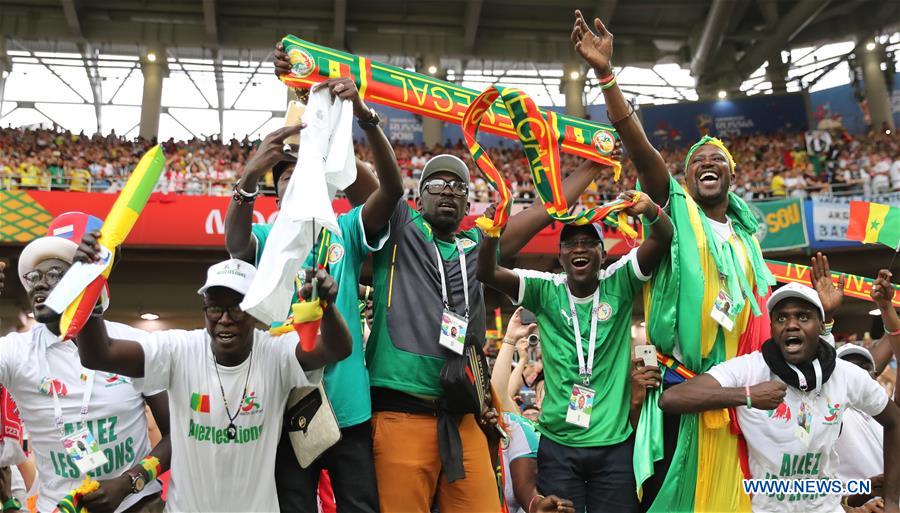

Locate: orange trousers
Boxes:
[372,411,501,513]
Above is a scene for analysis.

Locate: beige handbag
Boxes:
[284,383,342,468]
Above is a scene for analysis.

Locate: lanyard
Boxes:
[34,327,96,438]
[566,286,600,386]
[434,240,469,320]
[787,359,823,392]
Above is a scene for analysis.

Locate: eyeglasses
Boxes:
[422,178,468,197]
[203,305,246,322]
[560,239,602,250]
[23,267,66,288]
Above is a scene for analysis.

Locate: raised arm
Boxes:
[476,225,521,300]
[498,159,605,259]
[571,10,670,205]
[490,308,536,413]
[225,124,305,263]
[658,373,786,414]
[312,78,404,242]
[295,268,352,370]
[73,231,147,377]
[871,269,899,384]
[622,191,673,273]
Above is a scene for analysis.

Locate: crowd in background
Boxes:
[2,126,900,202]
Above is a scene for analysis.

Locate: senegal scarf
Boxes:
[635,138,775,513]
[462,84,635,237]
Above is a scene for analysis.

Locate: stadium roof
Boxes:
[2,0,899,89]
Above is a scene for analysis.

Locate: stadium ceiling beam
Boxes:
[334,0,347,49]
[736,0,831,79]
[462,0,483,55]
[61,0,104,131]
[690,0,737,79]
[203,0,219,47]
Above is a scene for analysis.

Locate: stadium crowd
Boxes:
[3,126,900,202]
[0,11,899,513]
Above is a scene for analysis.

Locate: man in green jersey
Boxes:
[477,190,672,512]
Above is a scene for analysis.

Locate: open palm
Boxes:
[810,253,844,318]
[571,9,614,75]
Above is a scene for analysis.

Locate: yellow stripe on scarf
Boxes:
[683,184,754,512]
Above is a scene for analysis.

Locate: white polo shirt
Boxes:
[0,322,162,513]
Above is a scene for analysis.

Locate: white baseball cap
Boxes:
[766,282,825,320]
[197,259,257,296]
[836,343,875,368]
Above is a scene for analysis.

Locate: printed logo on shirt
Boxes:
[458,238,477,251]
[190,393,211,413]
[103,373,131,387]
[767,402,792,422]
[188,419,263,445]
[38,377,68,397]
[560,308,572,326]
[239,391,262,415]
[595,302,612,321]
[327,243,345,265]
[822,402,842,425]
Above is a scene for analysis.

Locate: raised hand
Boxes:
[810,252,845,321]
[505,307,537,343]
[0,262,6,297]
[242,124,305,178]
[313,77,371,120]
[620,191,657,218]
[300,268,339,305]
[272,41,291,77]
[571,9,614,77]
[749,380,787,410]
[871,269,895,310]
[74,230,104,264]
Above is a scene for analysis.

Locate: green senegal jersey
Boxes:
[513,248,649,447]
[251,205,388,428]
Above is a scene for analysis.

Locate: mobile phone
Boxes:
[519,309,537,325]
[284,100,306,145]
[634,345,658,368]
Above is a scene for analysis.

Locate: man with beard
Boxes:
[659,283,900,513]
[1,213,170,513]
[225,76,401,513]
[572,10,778,511]
[476,191,672,512]
[365,149,610,513]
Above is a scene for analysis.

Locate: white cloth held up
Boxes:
[240,88,357,325]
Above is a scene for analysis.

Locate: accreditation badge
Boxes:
[62,427,108,474]
[565,384,595,429]
[439,309,467,355]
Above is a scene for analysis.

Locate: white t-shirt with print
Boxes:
[834,406,884,482]
[708,352,889,513]
[0,322,162,513]
[139,328,322,513]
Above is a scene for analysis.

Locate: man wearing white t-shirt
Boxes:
[659,282,900,513]
[76,253,352,513]
[1,214,171,513]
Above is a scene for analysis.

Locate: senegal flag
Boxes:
[847,201,900,250]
